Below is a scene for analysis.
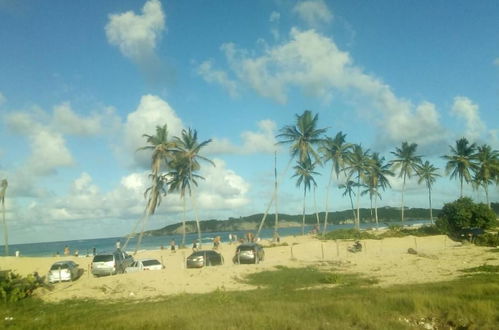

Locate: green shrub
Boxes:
[323,228,377,240]
[476,233,499,247]
[0,271,42,303]
[436,197,497,236]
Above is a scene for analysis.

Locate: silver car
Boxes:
[233,243,265,264]
[186,250,224,268]
[48,261,81,283]
[91,250,131,276]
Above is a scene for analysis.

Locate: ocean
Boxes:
[1,220,431,257]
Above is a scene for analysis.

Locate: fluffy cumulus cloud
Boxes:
[451,96,486,141]
[196,60,239,98]
[197,159,250,209]
[292,0,333,27]
[206,119,278,155]
[123,94,184,168]
[105,0,165,61]
[204,28,444,147]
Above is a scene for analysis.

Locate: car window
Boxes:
[142,260,160,266]
[50,263,69,270]
[93,255,113,262]
[238,245,256,251]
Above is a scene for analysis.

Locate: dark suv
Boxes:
[233,243,265,264]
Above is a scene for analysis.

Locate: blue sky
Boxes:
[0,0,498,244]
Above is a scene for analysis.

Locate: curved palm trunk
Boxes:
[302,188,307,235]
[2,200,7,256]
[273,151,279,240]
[401,173,406,223]
[428,187,433,224]
[181,196,186,247]
[356,177,361,231]
[369,195,373,222]
[348,191,355,223]
[374,194,379,229]
[322,168,334,236]
[314,186,320,231]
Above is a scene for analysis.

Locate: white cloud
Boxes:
[269,11,280,40]
[209,28,444,147]
[0,92,6,106]
[123,94,184,168]
[105,0,165,62]
[292,0,333,27]
[197,60,239,98]
[197,158,250,209]
[52,102,103,136]
[451,96,486,141]
[206,119,278,155]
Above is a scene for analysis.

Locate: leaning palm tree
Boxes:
[174,128,214,246]
[339,180,357,222]
[442,137,477,197]
[277,110,327,164]
[292,159,320,235]
[128,124,176,252]
[1,179,8,256]
[319,131,352,235]
[365,153,393,228]
[390,142,422,223]
[344,145,371,230]
[473,144,499,208]
[416,160,440,224]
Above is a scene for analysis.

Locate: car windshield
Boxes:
[238,245,256,251]
[50,263,69,270]
[93,255,113,262]
[142,260,160,266]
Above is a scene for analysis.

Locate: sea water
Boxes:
[0,220,431,257]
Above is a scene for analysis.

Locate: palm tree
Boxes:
[442,137,477,197]
[390,142,422,223]
[130,124,176,252]
[339,180,357,222]
[168,155,204,247]
[365,153,393,228]
[319,131,352,235]
[416,160,440,224]
[473,144,499,208]
[344,145,371,230]
[292,159,320,235]
[174,128,214,246]
[1,179,8,256]
[277,110,327,164]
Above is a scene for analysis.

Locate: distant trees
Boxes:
[416,161,440,224]
[292,160,319,235]
[443,138,477,198]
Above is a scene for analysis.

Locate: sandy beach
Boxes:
[1,234,498,302]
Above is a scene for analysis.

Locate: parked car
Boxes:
[233,243,265,264]
[47,260,81,283]
[125,259,164,273]
[91,249,132,276]
[186,250,224,268]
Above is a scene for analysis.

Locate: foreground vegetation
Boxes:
[2,267,499,329]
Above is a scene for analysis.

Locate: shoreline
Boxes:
[1,233,498,302]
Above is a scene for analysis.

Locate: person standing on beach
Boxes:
[64,245,70,256]
[170,239,176,253]
[116,239,121,250]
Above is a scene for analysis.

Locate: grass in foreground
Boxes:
[2,267,499,330]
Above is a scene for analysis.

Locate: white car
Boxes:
[48,260,81,283]
[125,259,164,273]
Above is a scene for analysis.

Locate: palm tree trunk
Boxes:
[460,176,463,198]
[322,167,334,236]
[189,162,203,246]
[2,200,8,256]
[136,210,150,253]
[369,195,373,223]
[401,173,406,223]
[374,194,379,229]
[314,186,320,232]
[356,177,361,231]
[429,187,433,224]
[182,197,186,247]
[274,151,279,240]
[485,184,490,209]
[302,188,306,235]
[349,191,355,223]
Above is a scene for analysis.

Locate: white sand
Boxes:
[1,234,497,302]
